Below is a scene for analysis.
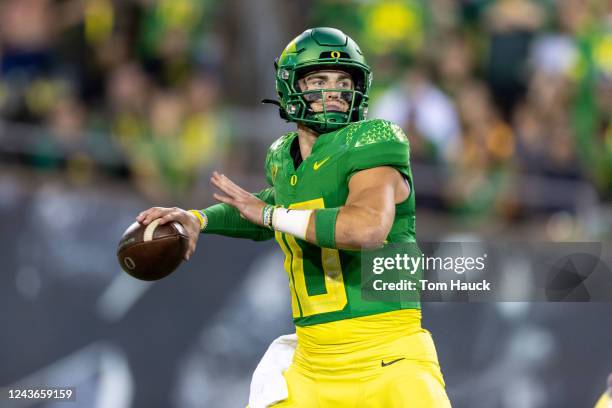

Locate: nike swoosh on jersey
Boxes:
[381,358,405,367]
[313,157,331,170]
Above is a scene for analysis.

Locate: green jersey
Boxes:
[265,119,419,327]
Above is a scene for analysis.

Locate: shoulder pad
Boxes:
[264,132,296,185]
[344,119,408,148]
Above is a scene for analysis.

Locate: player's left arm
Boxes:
[211,166,409,250]
[306,166,409,249]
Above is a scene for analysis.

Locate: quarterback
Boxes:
[137,27,451,407]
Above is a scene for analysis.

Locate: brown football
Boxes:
[117,219,189,281]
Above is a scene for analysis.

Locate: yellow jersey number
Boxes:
[275,198,348,318]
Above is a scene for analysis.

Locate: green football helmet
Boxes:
[272,27,372,133]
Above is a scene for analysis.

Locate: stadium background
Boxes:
[1,0,611,407]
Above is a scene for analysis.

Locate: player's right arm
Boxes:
[137,137,284,259]
[136,187,276,260]
[198,186,276,241]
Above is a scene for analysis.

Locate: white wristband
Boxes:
[272,208,313,240]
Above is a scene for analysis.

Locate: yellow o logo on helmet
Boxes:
[331,51,341,58]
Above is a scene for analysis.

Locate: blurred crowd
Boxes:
[0,0,228,200]
[304,0,612,230]
[1,0,611,224]
[340,0,612,221]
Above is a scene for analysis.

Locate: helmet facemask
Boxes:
[295,88,362,132]
[272,28,372,133]
[285,66,368,133]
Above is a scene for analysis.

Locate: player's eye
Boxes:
[305,77,326,87]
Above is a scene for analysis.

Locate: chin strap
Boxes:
[261,98,288,120]
[261,98,281,107]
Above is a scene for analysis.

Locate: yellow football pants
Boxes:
[272,310,451,408]
[594,391,610,408]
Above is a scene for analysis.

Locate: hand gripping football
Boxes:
[117,219,189,281]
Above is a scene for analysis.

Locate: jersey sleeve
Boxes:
[254,186,275,205]
[202,138,281,242]
[264,147,275,187]
[346,119,412,183]
[202,188,275,242]
[264,133,292,187]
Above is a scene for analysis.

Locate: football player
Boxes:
[137,27,451,407]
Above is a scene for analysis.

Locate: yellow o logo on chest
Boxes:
[331,51,341,58]
[290,175,298,186]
